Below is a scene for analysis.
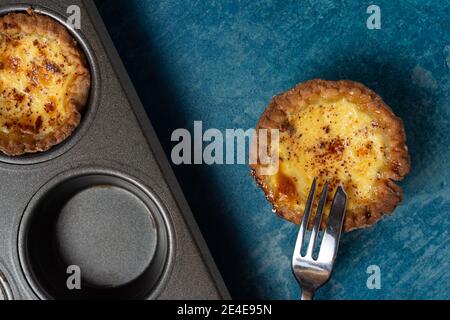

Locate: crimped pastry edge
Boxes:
[0,10,90,156]
[250,79,410,231]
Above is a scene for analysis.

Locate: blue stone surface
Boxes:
[95,0,450,299]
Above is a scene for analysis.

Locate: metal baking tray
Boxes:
[0,0,230,300]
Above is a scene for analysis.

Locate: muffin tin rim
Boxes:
[0,266,13,300]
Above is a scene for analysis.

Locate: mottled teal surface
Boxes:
[95,0,450,299]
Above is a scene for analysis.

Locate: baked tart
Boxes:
[0,10,90,156]
[251,79,410,231]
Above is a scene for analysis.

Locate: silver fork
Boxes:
[291,178,347,300]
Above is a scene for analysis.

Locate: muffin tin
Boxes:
[0,0,230,299]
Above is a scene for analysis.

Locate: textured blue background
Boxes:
[95,0,450,299]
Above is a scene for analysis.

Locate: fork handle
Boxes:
[301,289,314,300]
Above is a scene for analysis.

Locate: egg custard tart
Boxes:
[0,11,90,156]
[251,79,410,231]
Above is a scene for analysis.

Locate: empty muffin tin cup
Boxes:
[19,169,173,299]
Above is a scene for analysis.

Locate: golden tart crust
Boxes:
[0,11,90,156]
[251,79,410,231]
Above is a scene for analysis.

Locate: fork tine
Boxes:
[293,177,317,256]
[318,185,347,263]
[306,181,328,258]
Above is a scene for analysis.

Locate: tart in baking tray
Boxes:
[251,79,410,231]
[0,10,90,156]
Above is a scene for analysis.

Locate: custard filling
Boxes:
[0,33,78,138]
[268,98,387,213]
